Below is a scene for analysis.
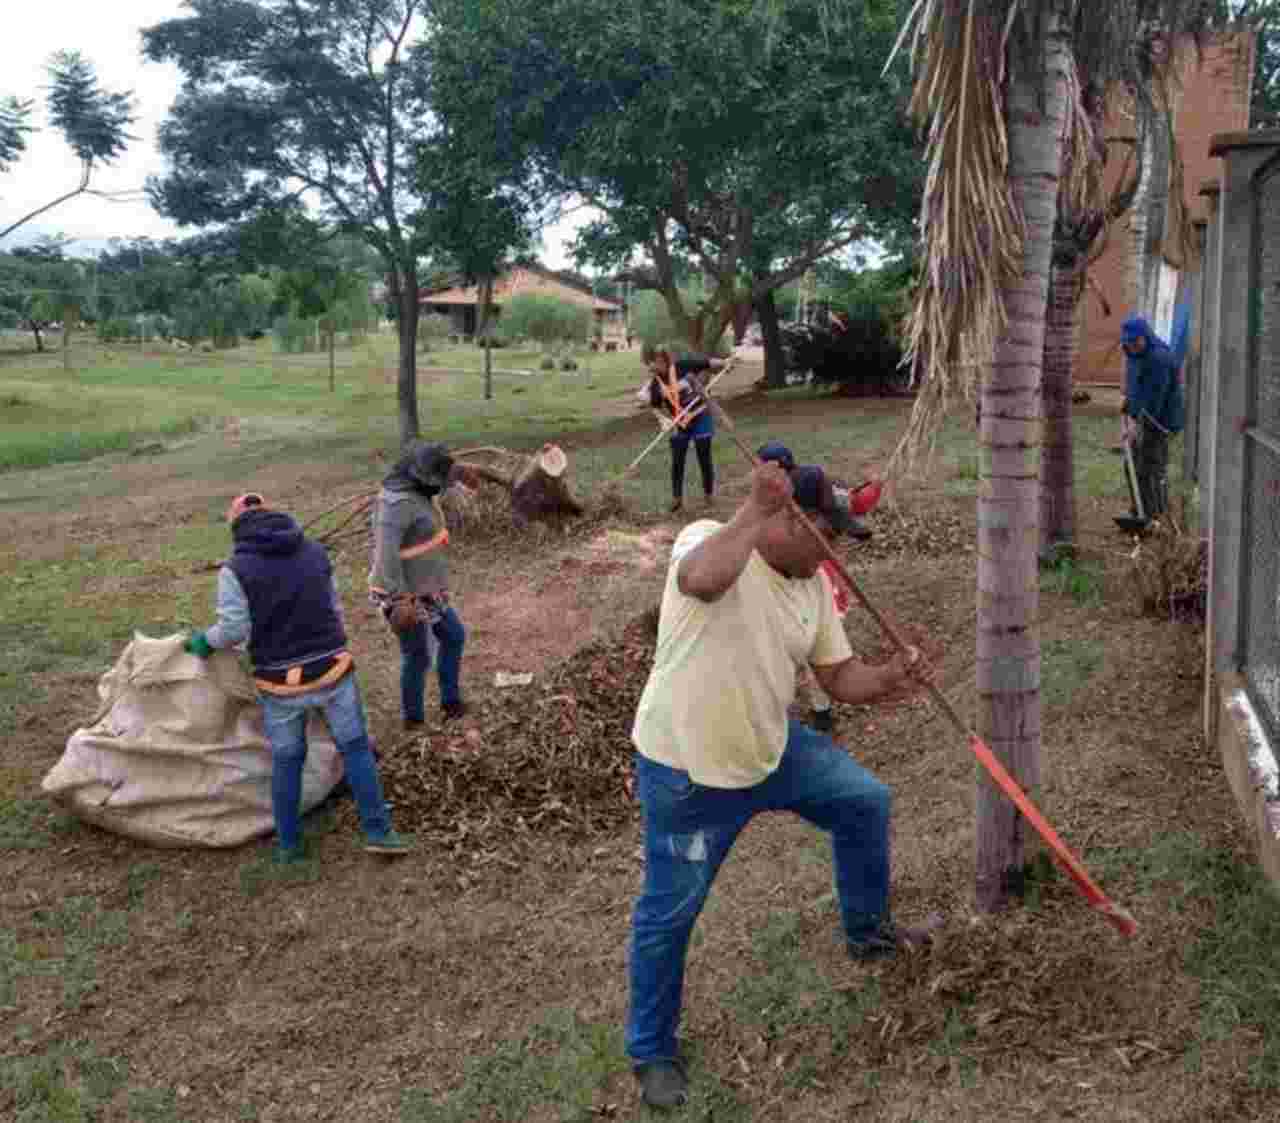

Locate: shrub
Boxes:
[782,302,906,396]
[498,293,590,349]
[417,312,453,352]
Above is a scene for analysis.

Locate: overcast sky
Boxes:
[0,0,582,266]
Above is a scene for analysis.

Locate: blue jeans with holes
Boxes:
[398,605,466,721]
[626,719,891,1064]
[258,672,391,850]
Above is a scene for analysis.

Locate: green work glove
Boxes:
[184,631,214,659]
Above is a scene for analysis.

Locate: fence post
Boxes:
[1199,183,1223,746]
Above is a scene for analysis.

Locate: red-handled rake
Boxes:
[698,388,1138,938]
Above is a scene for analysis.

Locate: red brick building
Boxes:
[1077,31,1255,385]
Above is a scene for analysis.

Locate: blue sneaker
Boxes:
[273,845,305,865]
[363,830,413,856]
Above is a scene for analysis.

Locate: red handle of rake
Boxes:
[698,390,1137,938]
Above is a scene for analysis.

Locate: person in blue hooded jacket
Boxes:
[1120,315,1184,526]
[186,493,412,861]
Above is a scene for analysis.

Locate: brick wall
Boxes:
[1078,31,1255,386]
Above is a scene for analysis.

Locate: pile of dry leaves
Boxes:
[859,507,972,561]
[374,608,660,859]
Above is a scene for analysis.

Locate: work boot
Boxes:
[848,912,945,961]
[442,701,467,722]
[668,497,683,513]
[403,718,427,734]
[811,708,834,734]
[634,1059,688,1111]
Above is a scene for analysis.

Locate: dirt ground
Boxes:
[1,389,1268,1122]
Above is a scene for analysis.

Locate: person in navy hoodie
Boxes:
[186,493,412,861]
[1119,315,1185,528]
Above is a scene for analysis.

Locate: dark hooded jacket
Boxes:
[1121,316,1184,433]
[369,441,455,598]
[224,509,346,671]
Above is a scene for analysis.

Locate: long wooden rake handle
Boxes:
[698,389,1138,938]
[614,359,738,482]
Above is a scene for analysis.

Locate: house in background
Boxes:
[419,264,628,347]
[1077,30,1255,386]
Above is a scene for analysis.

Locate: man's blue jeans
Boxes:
[258,672,391,851]
[626,719,891,1064]
[398,605,465,722]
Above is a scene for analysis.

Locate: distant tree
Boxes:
[0,51,136,243]
[143,0,435,443]
[416,132,535,399]
[0,97,33,174]
[0,237,88,351]
[430,0,921,362]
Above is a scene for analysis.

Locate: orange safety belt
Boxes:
[399,528,449,560]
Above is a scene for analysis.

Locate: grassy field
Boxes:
[0,331,655,473]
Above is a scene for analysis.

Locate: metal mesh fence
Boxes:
[1242,165,1280,736]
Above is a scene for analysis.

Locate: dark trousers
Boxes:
[1134,420,1169,520]
[670,435,714,500]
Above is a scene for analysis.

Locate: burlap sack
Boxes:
[41,633,343,848]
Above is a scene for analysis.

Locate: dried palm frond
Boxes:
[888,0,1065,466]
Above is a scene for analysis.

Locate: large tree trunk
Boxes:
[756,289,787,389]
[393,266,421,445]
[975,19,1068,914]
[1039,261,1079,555]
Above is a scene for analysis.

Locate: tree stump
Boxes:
[447,443,585,526]
[511,443,585,523]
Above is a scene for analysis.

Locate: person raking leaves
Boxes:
[640,344,729,513]
[624,458,941,1110]
[185,493,412,861]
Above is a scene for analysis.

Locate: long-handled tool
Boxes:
[1114,436,1148,533]
[607,358,737,487]
[698,388,1138,938]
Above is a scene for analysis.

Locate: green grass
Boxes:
[237,807,338,896]
[1039,637,1106,709]
[0,1038,180,1123]
[1040,556,1105,605]
[0,333,653,475]
[399,1008,630,1123]
[1094,831,1280,1087]
[723,911,881,1091]
[0,798,76,852]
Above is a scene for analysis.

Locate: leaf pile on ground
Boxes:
[860,506,972,560]
[373,607,660,859]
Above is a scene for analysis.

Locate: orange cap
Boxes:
[226,493,265,523]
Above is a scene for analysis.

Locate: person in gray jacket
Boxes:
[368,441,467,729]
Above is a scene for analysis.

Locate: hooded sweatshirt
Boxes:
[368,441,454,599]
[207,508,347,675]
[1121,316,1184,434]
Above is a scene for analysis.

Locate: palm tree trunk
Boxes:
[1039,260,1079,554]
[975,16,1068,913]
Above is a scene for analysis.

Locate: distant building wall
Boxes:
[1078,32,1254,386]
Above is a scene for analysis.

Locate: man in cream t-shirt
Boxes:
[626,458,941,1111]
